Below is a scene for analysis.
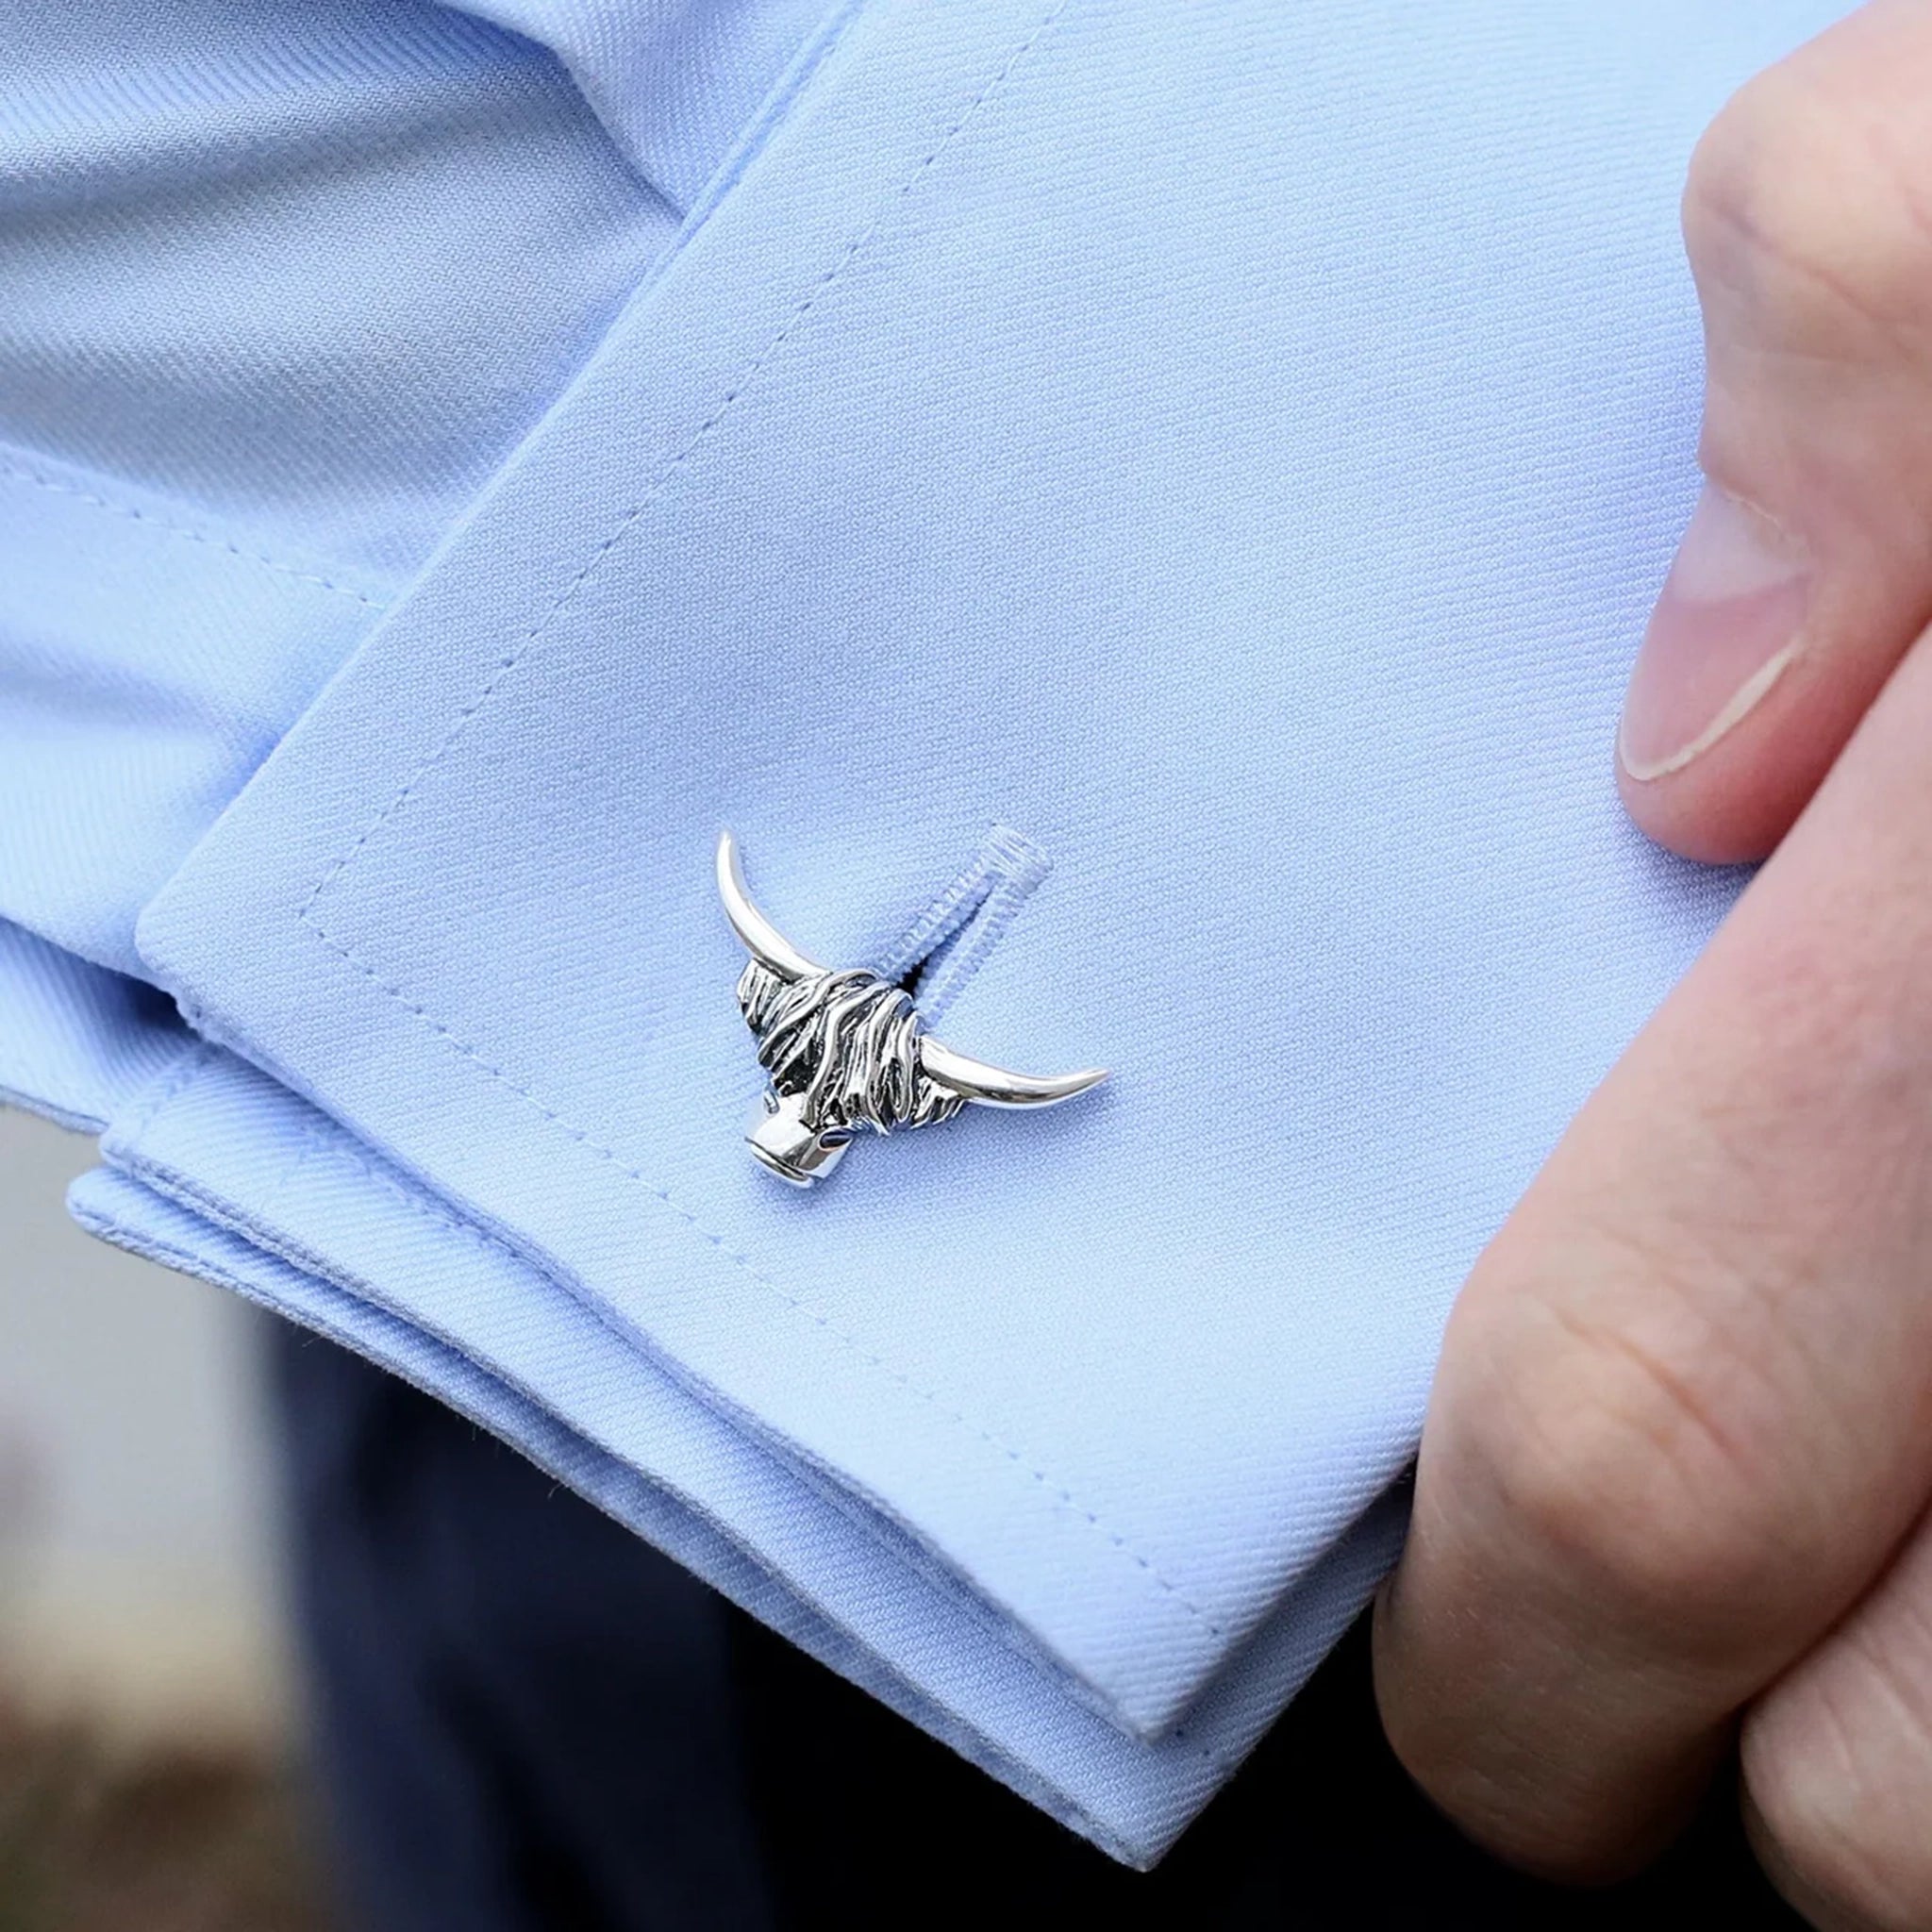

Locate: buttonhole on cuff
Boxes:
[873,824,1051,1024]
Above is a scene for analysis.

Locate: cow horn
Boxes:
[716,829,824,981]
[917,1038,1108,1110]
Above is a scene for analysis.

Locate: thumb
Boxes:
[1619,0,1932,864]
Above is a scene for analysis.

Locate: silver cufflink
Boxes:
[717,831,1108,1186]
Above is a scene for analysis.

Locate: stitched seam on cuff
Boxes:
[0,457,390,609]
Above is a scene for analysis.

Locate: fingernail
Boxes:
[1619,485,1809,782]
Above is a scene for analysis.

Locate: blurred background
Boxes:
[0,1105,332,1931]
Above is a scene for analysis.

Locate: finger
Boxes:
[1742,1505,1932,1931]
[1375,621,1932,1878]
[1618,0,1932,863]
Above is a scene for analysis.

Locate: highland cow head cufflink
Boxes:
[717,830,1107,1186]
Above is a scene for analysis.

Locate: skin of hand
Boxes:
[1372,4,1932,1926]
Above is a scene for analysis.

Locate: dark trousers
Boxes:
[273,1328,1800,1932]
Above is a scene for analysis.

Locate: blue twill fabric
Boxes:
[0,0,1852,1868]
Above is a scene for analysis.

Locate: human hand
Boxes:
[1374,5,1932,1924]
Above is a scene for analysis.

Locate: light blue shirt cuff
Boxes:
[130,0,1820,1762]
[74,1044,1406,1865]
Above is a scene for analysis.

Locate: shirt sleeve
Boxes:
[0,923,188,1133]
